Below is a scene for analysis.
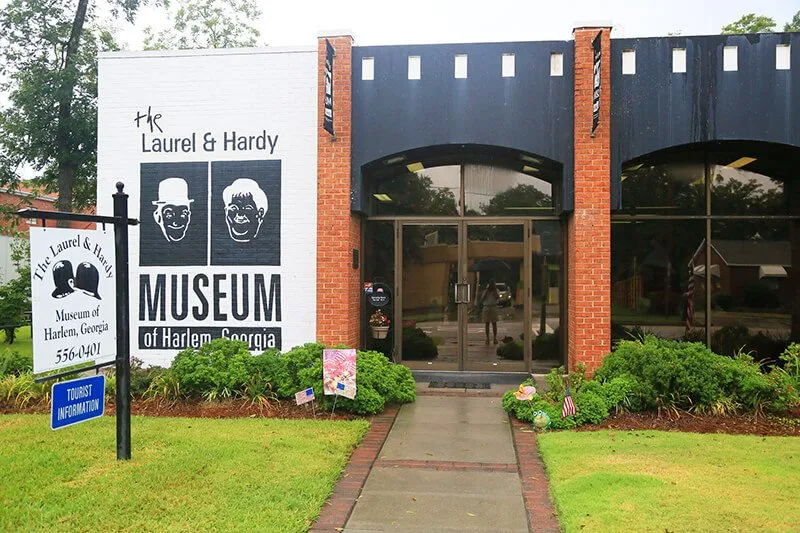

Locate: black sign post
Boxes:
[323,39,335,136]
[113,183,132,460]
[591,32,602,136]
[18,183,138,461]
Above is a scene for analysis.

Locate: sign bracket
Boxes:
[34,359,116,384]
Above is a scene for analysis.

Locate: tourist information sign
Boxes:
[51,374,106,430]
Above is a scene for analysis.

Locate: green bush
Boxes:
[711,326,751,357]
[712,292,733,311]
[594,336,789,414]
[534,331,559,360]
[401,327,438,360]
[497,340,523,360]
[0,350,32,376]
[270,344,416,415]
[170,338,254,397]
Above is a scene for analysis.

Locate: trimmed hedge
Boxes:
[168,340,415,415]
[503,337,800,429]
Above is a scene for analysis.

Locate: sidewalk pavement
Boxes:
[336,395,558,533]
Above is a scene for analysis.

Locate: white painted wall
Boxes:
[97,47,318,367]
[0,235,22,284]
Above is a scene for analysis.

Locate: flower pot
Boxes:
[371,325,389,339]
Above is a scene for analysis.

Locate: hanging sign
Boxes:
[323,39,335,135]
[323,348,356,399]
[30,227,117,374]
[51,374,106,430]
[591,32,602,134]
[367,286,390,308]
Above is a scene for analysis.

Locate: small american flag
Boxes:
[562,387,576,418]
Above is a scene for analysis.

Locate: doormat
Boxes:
[428,382,491,389]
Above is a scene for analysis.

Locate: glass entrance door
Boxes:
[398,223,460,370]
[463,223,528,371]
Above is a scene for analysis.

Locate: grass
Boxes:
[0,414,369,532]
[0,325,32,360]
[538,431,800,532]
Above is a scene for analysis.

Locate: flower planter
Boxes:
[371,326,390,339]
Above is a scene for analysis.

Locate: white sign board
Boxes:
[30,227,117,373]
[97,47,318,367]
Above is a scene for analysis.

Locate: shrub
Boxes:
[170,338,254,397]
[573,391,609,425]
[401,327,438,360]
[742,280,779,309]
[497,340,523,360]
[534,331,559,360]
[270,344,416,415]
[0,350,32,376]
[595,336,787,414]
[712,292,733,311]
[711,326,751,357]
[0,373,49,408]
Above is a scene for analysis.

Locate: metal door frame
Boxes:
[393,219,532,372]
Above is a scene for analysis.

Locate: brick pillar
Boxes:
[568,26,612,373]
[317,33,361,347]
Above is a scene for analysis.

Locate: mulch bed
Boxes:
[2,398,361,421]
[576,409,800,437]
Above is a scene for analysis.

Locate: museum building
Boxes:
[97,26,800,374]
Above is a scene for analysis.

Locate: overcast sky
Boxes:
[118,0,799,49]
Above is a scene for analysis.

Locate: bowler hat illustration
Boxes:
[51,260,75,298]
[152,177,194,206]
[74,262,101,300]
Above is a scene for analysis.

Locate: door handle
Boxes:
[455,282,469,304]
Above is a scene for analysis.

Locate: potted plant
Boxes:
[369,310,391,339]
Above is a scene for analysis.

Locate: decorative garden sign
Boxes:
[323,349,357,399]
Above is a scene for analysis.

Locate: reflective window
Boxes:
[611,220,706,341]
[463,164,553,216]
[620,157,705,214]
[371,166,460,216]
[707,220,794,359]
[710,159,786,216]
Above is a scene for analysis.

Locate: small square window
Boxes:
[723,46,738,71]
[622,49,636,75]
[550,53,563,76]
[361,57,374,81]
[408,55,421,80]
[454,54,468,78]
[776,44,791,70]
[672,48,686,73]
[502,53,515,77]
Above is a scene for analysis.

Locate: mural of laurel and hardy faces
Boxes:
[139,160,281,267]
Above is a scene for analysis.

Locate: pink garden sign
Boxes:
[323,349,357,399]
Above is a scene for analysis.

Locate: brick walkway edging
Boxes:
[510,417,562,533]
[309,405,400,533]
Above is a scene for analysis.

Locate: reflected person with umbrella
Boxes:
[479,279,501,345]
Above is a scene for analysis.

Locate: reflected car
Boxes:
[496,283,512,307]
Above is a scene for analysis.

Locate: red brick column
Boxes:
[317,34,361,347]
[568,27,612,373]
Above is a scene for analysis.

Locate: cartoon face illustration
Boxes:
[222,178,267,242]
[152,177,193,242]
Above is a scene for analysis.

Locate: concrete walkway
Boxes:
[344,396,531,532]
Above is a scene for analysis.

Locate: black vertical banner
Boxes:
[323,39,335,136]
[591,32,602,134]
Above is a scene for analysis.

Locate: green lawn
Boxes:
[0,325,32,359]
[0,414,368,532]
[538,431,800,532]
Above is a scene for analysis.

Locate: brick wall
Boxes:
[568,27,612,373]
[317,35,361,347]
